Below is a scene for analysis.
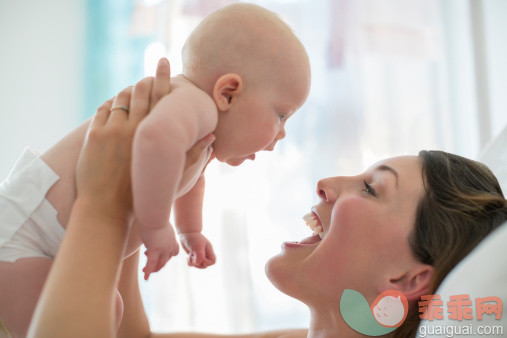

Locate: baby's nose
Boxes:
[264,140,277,151]
[277,128,286,141]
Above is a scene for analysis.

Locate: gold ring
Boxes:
[111,105,130,113]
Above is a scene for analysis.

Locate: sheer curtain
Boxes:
[132,0,465,333]
[84,0,152,120]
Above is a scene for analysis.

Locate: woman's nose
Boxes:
[316,177,339,203]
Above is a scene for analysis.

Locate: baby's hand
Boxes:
[142,224,179,280]
[179,232,216,269]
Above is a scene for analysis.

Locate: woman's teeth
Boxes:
[303,212,324,239]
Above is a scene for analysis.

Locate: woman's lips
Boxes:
[299,234,322,245]
[282,234,322,248]
[281,210,325,249]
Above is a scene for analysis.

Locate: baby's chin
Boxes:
[225,158,247,166]
[225,154,255,166]
[212,152,244,166]
[213,148,255,166]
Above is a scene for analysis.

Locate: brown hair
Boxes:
[395,150,507,337]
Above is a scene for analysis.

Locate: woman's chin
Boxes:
[265,253,300,298]
[265,254,286,287]
[265,250,336,306]
[266,256,321,307]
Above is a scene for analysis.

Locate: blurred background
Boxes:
[1,0,506,334]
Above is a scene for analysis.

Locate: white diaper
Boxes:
[0,147,65,262]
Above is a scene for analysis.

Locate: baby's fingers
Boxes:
[192,249,206,266]
[143,251,160,280]
[154,252,173,273]
[185,133,215,171]
[198,246,216,269]
[205,243,216,264]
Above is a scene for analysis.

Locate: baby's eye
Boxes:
[362,180,377,197]
[278,113,287,121]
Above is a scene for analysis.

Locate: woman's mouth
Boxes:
[282,212,325,248]
[297,234,322,244]
[303,212,325,239]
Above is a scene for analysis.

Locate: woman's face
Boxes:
[266,156,426,307]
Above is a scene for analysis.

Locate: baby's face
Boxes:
[213,58,311,166]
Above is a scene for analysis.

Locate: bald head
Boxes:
[181,3,309,91]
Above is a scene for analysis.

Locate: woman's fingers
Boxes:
[150,58,171,110]
[129,77,154,125]
[105,58,171,130]
[185,133,215,171]
[110,86,133,125]
[91,97,114,127]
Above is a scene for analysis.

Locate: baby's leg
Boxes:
[0,257,52,337]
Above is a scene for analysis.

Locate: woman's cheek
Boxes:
[315,196,379,267]
[330,196,370,239]
[302,242,352,300]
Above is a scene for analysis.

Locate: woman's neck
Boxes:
[307,305,360,338]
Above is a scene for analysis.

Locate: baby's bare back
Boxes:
[41,119,91,229]
[38,110,211,230]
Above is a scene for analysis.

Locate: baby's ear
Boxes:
[212,73,243,111]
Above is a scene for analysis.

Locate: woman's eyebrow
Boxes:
[374,164,399,189]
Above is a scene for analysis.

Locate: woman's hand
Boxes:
[75,59,172,223]
[29,59,174,338]
[76,58,214,223]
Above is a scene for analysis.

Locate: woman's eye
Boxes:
[363,180,377,197]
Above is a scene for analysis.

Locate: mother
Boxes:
[28,62,507,337]
[266,150,506,337]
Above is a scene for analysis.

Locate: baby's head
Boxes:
[182,3,311,166]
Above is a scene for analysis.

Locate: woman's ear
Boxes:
[212,73,243,111]
[385,265,434,302]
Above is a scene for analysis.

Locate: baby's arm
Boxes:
[174,171,216,269]
[132,78,217,278]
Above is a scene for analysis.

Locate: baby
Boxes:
[135,3,311,279]
[0,3,311,282]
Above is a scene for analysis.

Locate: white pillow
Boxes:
[416,221,507,337]
[416,125,507,337]
[479,124,507,193]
